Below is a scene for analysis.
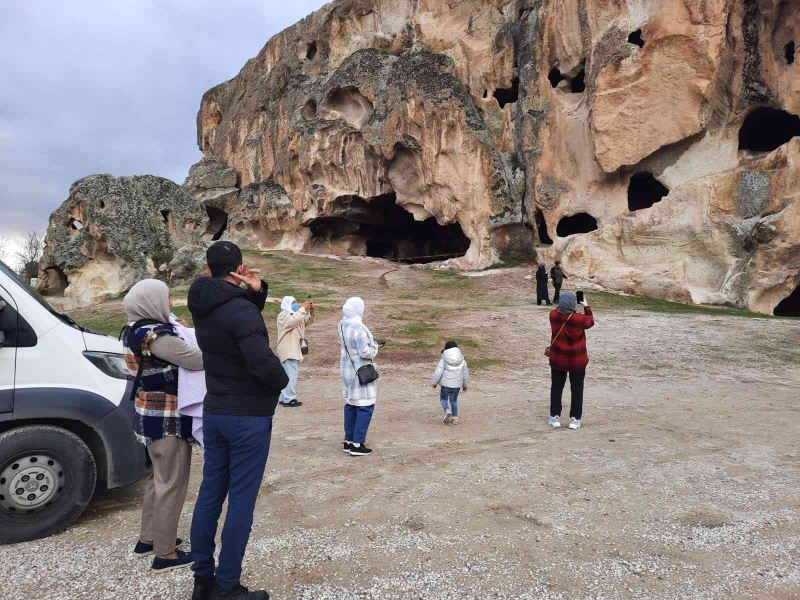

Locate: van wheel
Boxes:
[0,425,96,544]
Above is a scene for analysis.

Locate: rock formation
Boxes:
[38,175,207,309]
[183,0,799,315]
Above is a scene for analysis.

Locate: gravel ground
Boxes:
[2,260,798,600]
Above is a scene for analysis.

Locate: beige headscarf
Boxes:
[124,279,171,323]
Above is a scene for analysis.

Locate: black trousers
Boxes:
[550,369,585,419]
[537,285,551,305]
[553,283,562,303]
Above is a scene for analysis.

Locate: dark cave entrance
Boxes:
[306,41,317,60]
[774,285,800,317]
[41,266,68,297]
[535,209,553,245]
[548,64,586,93]
[557,213,598,237]
[786,41,795,65]
[308,193,470,263]
[738,107,800,152]
[493,78,520,108]
[548,67,565,88]
[205,206,228,241]
[628,29,645,48]
[628,172,669,211]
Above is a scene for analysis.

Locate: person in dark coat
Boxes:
[188,241,288,600]
[550,260,567,303]
[547,291,594,430]
[535,263,551,305]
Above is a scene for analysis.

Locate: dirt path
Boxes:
[2,254,798,599]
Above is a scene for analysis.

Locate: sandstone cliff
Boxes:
[38,175,207,309]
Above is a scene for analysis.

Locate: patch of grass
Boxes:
[399,323,439,336]
[468,357,508,372]
[588,291,777,319]
[392,339,437,351]
[70,308,127,337]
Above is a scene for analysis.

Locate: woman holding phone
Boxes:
[547,290,594,430]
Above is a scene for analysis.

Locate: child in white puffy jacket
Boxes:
[431,341,470,424]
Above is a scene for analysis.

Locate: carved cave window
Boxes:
[738,107,800,152]
[628,172,669,211]
[774,285,800,317]
[556,212,598,237]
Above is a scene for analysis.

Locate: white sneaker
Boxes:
[548,416,561,428]
[451,416,459,425]
[568,418,581,430]
[443,412,452,424]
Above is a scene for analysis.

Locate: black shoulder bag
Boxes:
[341,324,379,385]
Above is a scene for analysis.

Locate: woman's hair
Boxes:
[442,341,458,352]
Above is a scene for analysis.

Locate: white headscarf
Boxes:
[280,296,297,313]
[124,279,170,323]
[342,297,365,323]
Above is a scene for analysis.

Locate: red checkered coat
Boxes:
[548,307,594,372]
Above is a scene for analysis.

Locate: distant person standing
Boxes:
[338,297,380,456]
[276,296,315,407]
[188,241,288,600]
[547,291,594,430]
[550,260,568,303]
[536,263,551,306]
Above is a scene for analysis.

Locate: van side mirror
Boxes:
[0,300,6,312]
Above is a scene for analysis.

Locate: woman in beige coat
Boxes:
[276,296,314,407]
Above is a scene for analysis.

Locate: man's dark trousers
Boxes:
[553,283,562,303]
[191,413,272,591]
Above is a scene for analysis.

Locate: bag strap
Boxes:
[340,324,358,372]
[547,314,572,351]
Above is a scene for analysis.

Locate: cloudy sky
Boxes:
[0,0,325,258]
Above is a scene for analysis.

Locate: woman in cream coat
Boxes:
[276,296,314,407]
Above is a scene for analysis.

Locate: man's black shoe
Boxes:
[349,444,373,456]
[192,576,216,600]
[210,584,269,599]
[280,399,303,407]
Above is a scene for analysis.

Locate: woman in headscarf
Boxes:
[276,295,315,407]
[547,291,594,430]
[338,297,379,456]
[122,279,203,573]
[536,263,551,306]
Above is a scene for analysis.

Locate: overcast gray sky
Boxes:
[0,0,325,251]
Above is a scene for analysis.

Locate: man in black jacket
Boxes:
[189,241,288,600]
[550,260,568,303]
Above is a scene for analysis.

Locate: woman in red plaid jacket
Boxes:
[547,291,594,430]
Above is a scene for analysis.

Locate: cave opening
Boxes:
[69,218,83,231]
[308,193,470,263]
[628,172,669,211]
[570,68,586,93]
[535,209,553,245]
[160,209,171,226]
[628,29,645,48]
[205,206,228,241]
[548,67,565,88]
[738,107,800,152]
[774,285,800,317]
[42,266,68,297]
[557,212,598,237]
[786,41,795,65]
[306,41,317,60]
[303,99,317,119]
[493,78,520,108]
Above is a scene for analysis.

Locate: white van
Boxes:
[0,260,147,544]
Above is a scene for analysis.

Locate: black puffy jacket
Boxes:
[188,277,289,417]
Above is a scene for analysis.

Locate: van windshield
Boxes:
[0,260,84,331]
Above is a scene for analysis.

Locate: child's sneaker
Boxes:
[443,412,452,424]
[548,415,561,428]
[568,418,581,430]
[451,416,459,425]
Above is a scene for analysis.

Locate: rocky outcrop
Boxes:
[38,175,207,309]
[185,0,800,315]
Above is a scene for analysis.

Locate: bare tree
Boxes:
[16,231,44,284]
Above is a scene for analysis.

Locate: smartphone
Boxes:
[576,291,584,303]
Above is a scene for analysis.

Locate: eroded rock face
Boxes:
[188,0,799,314]
[38,175,207,309]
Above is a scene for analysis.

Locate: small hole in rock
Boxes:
[628,29,645,48]
[483,89,488,99]
[557,212,598,237]
[205,206,228,241]
[493,77,519,108]
[160,209,170,226]
[99,200,105,209]
[69,218,83,231]
[548,67,565,88]
[628,172,669,211]
[774,284,800,317]
[570,68,586,93]
[738,107,800,152]
[306,41,317,61]
[535,209,553,245]
[303,99,317,119]
[786,41,795,65]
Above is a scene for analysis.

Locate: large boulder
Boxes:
[184,0,800,314]
[38,175,207,309]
